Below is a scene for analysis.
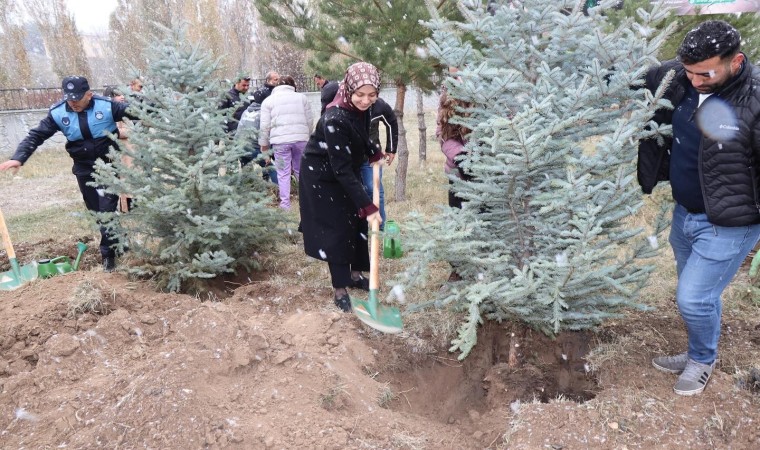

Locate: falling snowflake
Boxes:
[389,285,405,304]
[647,235,658,250]
[319,249,327,259]
[14,408,38,422]
[555,252,568,267]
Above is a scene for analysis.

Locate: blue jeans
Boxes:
[360,161,385,225]
[241,146,277,184]
[669,203,760,364]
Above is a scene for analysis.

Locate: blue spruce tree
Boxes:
[402,0,678,358]
[93,24,285,292]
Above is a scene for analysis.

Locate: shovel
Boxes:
[351,162,403,334]
[0,207,38,290]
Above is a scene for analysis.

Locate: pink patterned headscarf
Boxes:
[326,62,381,112]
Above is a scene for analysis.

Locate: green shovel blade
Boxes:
[351,289,403,334]
[0,259,37,290]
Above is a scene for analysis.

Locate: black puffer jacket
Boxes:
[638,57,760,227]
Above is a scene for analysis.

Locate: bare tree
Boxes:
[223,0,258,74]
[416,86,427,166]
[26,0,91,81]
[109,0,148,76]
[107,0,263,83]
[0,0,32,88]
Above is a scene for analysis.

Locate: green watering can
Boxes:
[382,220,403,259]
[37,242,88,278]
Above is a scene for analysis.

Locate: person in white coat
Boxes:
[259,75,313,210]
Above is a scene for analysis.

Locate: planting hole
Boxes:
[374,322,599,424]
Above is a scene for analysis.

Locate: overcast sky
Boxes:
[65,0,117,34]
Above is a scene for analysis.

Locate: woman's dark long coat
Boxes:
[299,106,374,265]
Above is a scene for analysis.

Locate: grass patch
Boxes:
[377,382,396,408]
[0,148,73,179]
[4,206,93,244]
[319,379,349,411]
[68,280,110,318]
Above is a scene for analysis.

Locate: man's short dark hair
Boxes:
[677,20,741,65]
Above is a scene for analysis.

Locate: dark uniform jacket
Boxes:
[319,81,339,115]
[369,98,398,155]
[638,57,760,227]
[12,95,131,176]
[299,106,380,264]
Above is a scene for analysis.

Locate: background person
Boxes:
[437,96,471,209]
[258,75,313,210]
[129,77,143,93]
[639,20,760,396]
[0,76,133,272]
[299,62,384,312]
[314,73,339,115]
[236,89,277,183]
[251,71,280,105]
[361,97,397,225]
[218,75,251,134]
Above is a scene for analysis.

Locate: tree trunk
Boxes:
[393,82,408,202]
[416,86,426,167]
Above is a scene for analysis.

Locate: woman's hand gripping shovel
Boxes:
[0,206,38,290]
[351,161,403,333]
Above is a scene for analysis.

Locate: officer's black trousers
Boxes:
[76,173,119,258]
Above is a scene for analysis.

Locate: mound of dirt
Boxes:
[1,267,759,449]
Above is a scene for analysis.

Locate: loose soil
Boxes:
[1,248,759,449]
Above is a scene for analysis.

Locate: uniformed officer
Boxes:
[0,76,133,272]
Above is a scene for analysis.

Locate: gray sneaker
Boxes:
[673,359,715,396]
[652,352,688,374]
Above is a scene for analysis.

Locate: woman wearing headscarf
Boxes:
[299,62,384,312]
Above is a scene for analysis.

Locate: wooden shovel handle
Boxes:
[369,162,381,291]
[0,207,16,260]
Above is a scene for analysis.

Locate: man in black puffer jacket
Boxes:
[639,20,760,396]
[218,75,251,134]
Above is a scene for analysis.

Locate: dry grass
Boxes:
[3,206,93,244]
[0,148,93,242]
[377,382,397,408]
[388,432,428,450]
[0,148,74,179]
[318,378,349,411]
[585,334,638,373]
[67,280,110,318]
